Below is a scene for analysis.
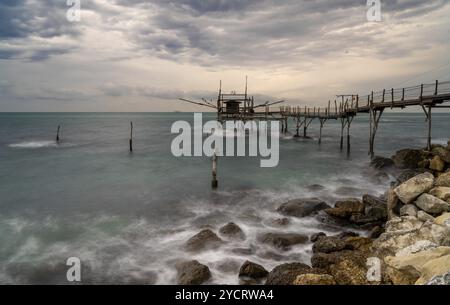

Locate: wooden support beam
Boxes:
[129,122,133,152]
[427,105,432,151]
[212,152,218,189]
[319,118,327,145]
[56,125,61,143]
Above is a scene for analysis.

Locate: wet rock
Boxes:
[269,218,290,227]
[325,198,365,219]
[310,232,326,243]
[436,172,450,187]
[231,247,256,256]
[259,232,309,251]
[369,226,384,239]
[306,184,326,191]
[239,261,269,279]
[277,198,329,218]
[343,236,373,252]
[417,211,435,222]
[293,274,336,285]
[394,172,434,204]
[185,229,223,252]
[400,204,418,217]
[392,149,424,169]
[335,231,359,239]
[362,194,386,207]
[312,236,346,254]
[176,260,211,285]
[414,194,450,214]
[349,213,382,225]
[429,187,450,203]
[430,155,445,172]
[265,263,314,285]
[365,202,388,221]
[370,156,394,169]
[219,222,246,240]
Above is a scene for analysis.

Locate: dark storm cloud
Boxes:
[108,0,450,67]
[0,0,81,61]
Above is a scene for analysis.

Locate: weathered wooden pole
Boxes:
[427,105,432,151]
[56,125,61,143]
[129,122,133,152]
[340,118,345,151]
[319,119,326,145]
[212,152,218,189]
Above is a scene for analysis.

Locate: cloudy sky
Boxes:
[0,0,449,111]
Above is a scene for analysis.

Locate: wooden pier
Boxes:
[180,79,450,159]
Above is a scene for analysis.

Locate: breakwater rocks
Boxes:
[176,141,450,285]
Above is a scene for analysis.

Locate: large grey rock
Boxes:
[417,211,435,222]
[395,169,428,187]
[185,229,223,252]
[277,198,329,217]
[176,260,211,285]
[259,232,308,251]
[394,172,434,204]
[400,205,418,217]
[414,194,450,214]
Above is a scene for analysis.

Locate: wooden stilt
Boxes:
[212,152,218,189]
[369,108,384,159]
[319,118,326,145]
[56,125,61,143]
[129,122,133,152]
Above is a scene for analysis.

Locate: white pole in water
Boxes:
[212,151,218,189]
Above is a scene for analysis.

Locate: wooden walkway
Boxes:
[275,80,450,157]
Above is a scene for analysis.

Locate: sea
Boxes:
[0,112,448,284]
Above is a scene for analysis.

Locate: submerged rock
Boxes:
[293,273,336,285]
[176,260,211,285]
[265,263,314,285]
[238,261,269,280]
[259,232,309,251]
[394,172,434,204]
[185,229,223,252]
[277,198,329,218]
[306,184,326,191]
[219,222,246,240]
[414,194,449,214]
[371,156,394,169]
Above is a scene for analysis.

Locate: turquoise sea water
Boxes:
[0,112,448,284]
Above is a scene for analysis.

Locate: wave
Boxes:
[8,141,62,149]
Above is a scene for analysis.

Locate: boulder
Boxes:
[310,232,326,243]
[369,226,384,239]
[312,236,346,254]
[238,261,268,279]
[395,240,438,257]
[430,155,445,172]
[431,146,450,163]
[385,247,450,285]
[434,213,450,226]
[370,156,394,169]
[429,187,450,203]
[414,194,450,214]
[400,205,418,217]
[362,194,387,207]
[269,218,290,227]
[276,198,329,218]
[330,258,370,285]
[259,232,309,251]
[343,236,373,252]
[265,263,314,285]
[219,222,246,240]
[426,270,450,285]
[394,172,434,204]
[436,172,450,187]
[365,203,388,220]
[395,169,428,187]
[185,229,223,252]
[176,260,211,285]
[293,274,336,285]
[325,198,364,219]
[392,149,424,169]
[417,211,435,222]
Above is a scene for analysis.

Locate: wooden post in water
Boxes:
[56,125,61,143]
[129,122,133,152]
[212,152,218,189]
[427,105,432,151]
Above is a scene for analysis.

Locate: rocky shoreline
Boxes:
[176,141,450,285]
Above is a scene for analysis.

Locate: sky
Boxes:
[0,0,449,112]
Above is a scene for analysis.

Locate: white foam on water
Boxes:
[9,141,57,149]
